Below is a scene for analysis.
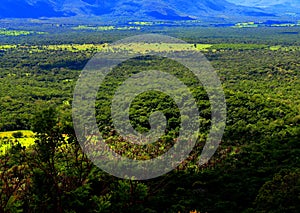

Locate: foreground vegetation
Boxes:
[0,25,299,212]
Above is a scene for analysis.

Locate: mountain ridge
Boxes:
[0,0,298,21]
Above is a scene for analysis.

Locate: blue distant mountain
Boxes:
[0,0,71,18]
[227,0,300,8]
[227,0,300,14]
[0,0,298,21]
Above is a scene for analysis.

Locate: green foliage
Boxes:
[12,132,23,139]
[0,25,299,212]
[254,169,300,213]
[110,180,148,212]
[89,194,111,213]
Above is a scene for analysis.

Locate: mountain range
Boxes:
[227,0,300,14]
[0,0,299,21]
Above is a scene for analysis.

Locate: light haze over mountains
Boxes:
[0,0,299,21]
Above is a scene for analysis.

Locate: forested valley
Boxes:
[0,26,299,212]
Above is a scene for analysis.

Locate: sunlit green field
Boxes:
[1,43,299,53]
[0,28,46,36]
[44,43,108,52]
[0,130,35,154]
[0,44,17,49]
[72,25,141,31]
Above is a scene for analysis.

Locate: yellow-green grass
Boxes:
[72,25,141,31]
[3,42,291,54]
[104,43,271,53]
[0,130,34,138]
[270,45,300,51]
[1,43,206,54]
[0,28,46,36]
[233,22,259,28]
[43,43,108,52]
[105,43,201,54]
[196,44,213,51]
[270,45,282,51]
[0,130,35,154]
[42,43,210,53]
[0,44,17,50]
[0,131,72,155]
[0,29,32,36]
[0,44,108,53]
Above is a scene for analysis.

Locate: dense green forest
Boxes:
[0,25,299,212]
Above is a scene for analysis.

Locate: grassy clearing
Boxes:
[0,44,108,53]
[195,44,213,51]
[2,43,297,54]
[0,130,35,154]
[270,45,282,51]
[270,45,300,51]
[105,43,198,53]
[210,43,268,50]
[0,28,46,36]
[72,25,141,31]
[0,130,34,138]
[104,43,277,53]
[233,22,259,28]
[0,131,72,155]
[0,44,17,50]
[43,43,108,52]
[1,43,207,53]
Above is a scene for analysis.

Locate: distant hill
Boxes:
[227,0,300,8]
[0,0,71,18]
[0,0,298,21]
[227,0,300,15]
